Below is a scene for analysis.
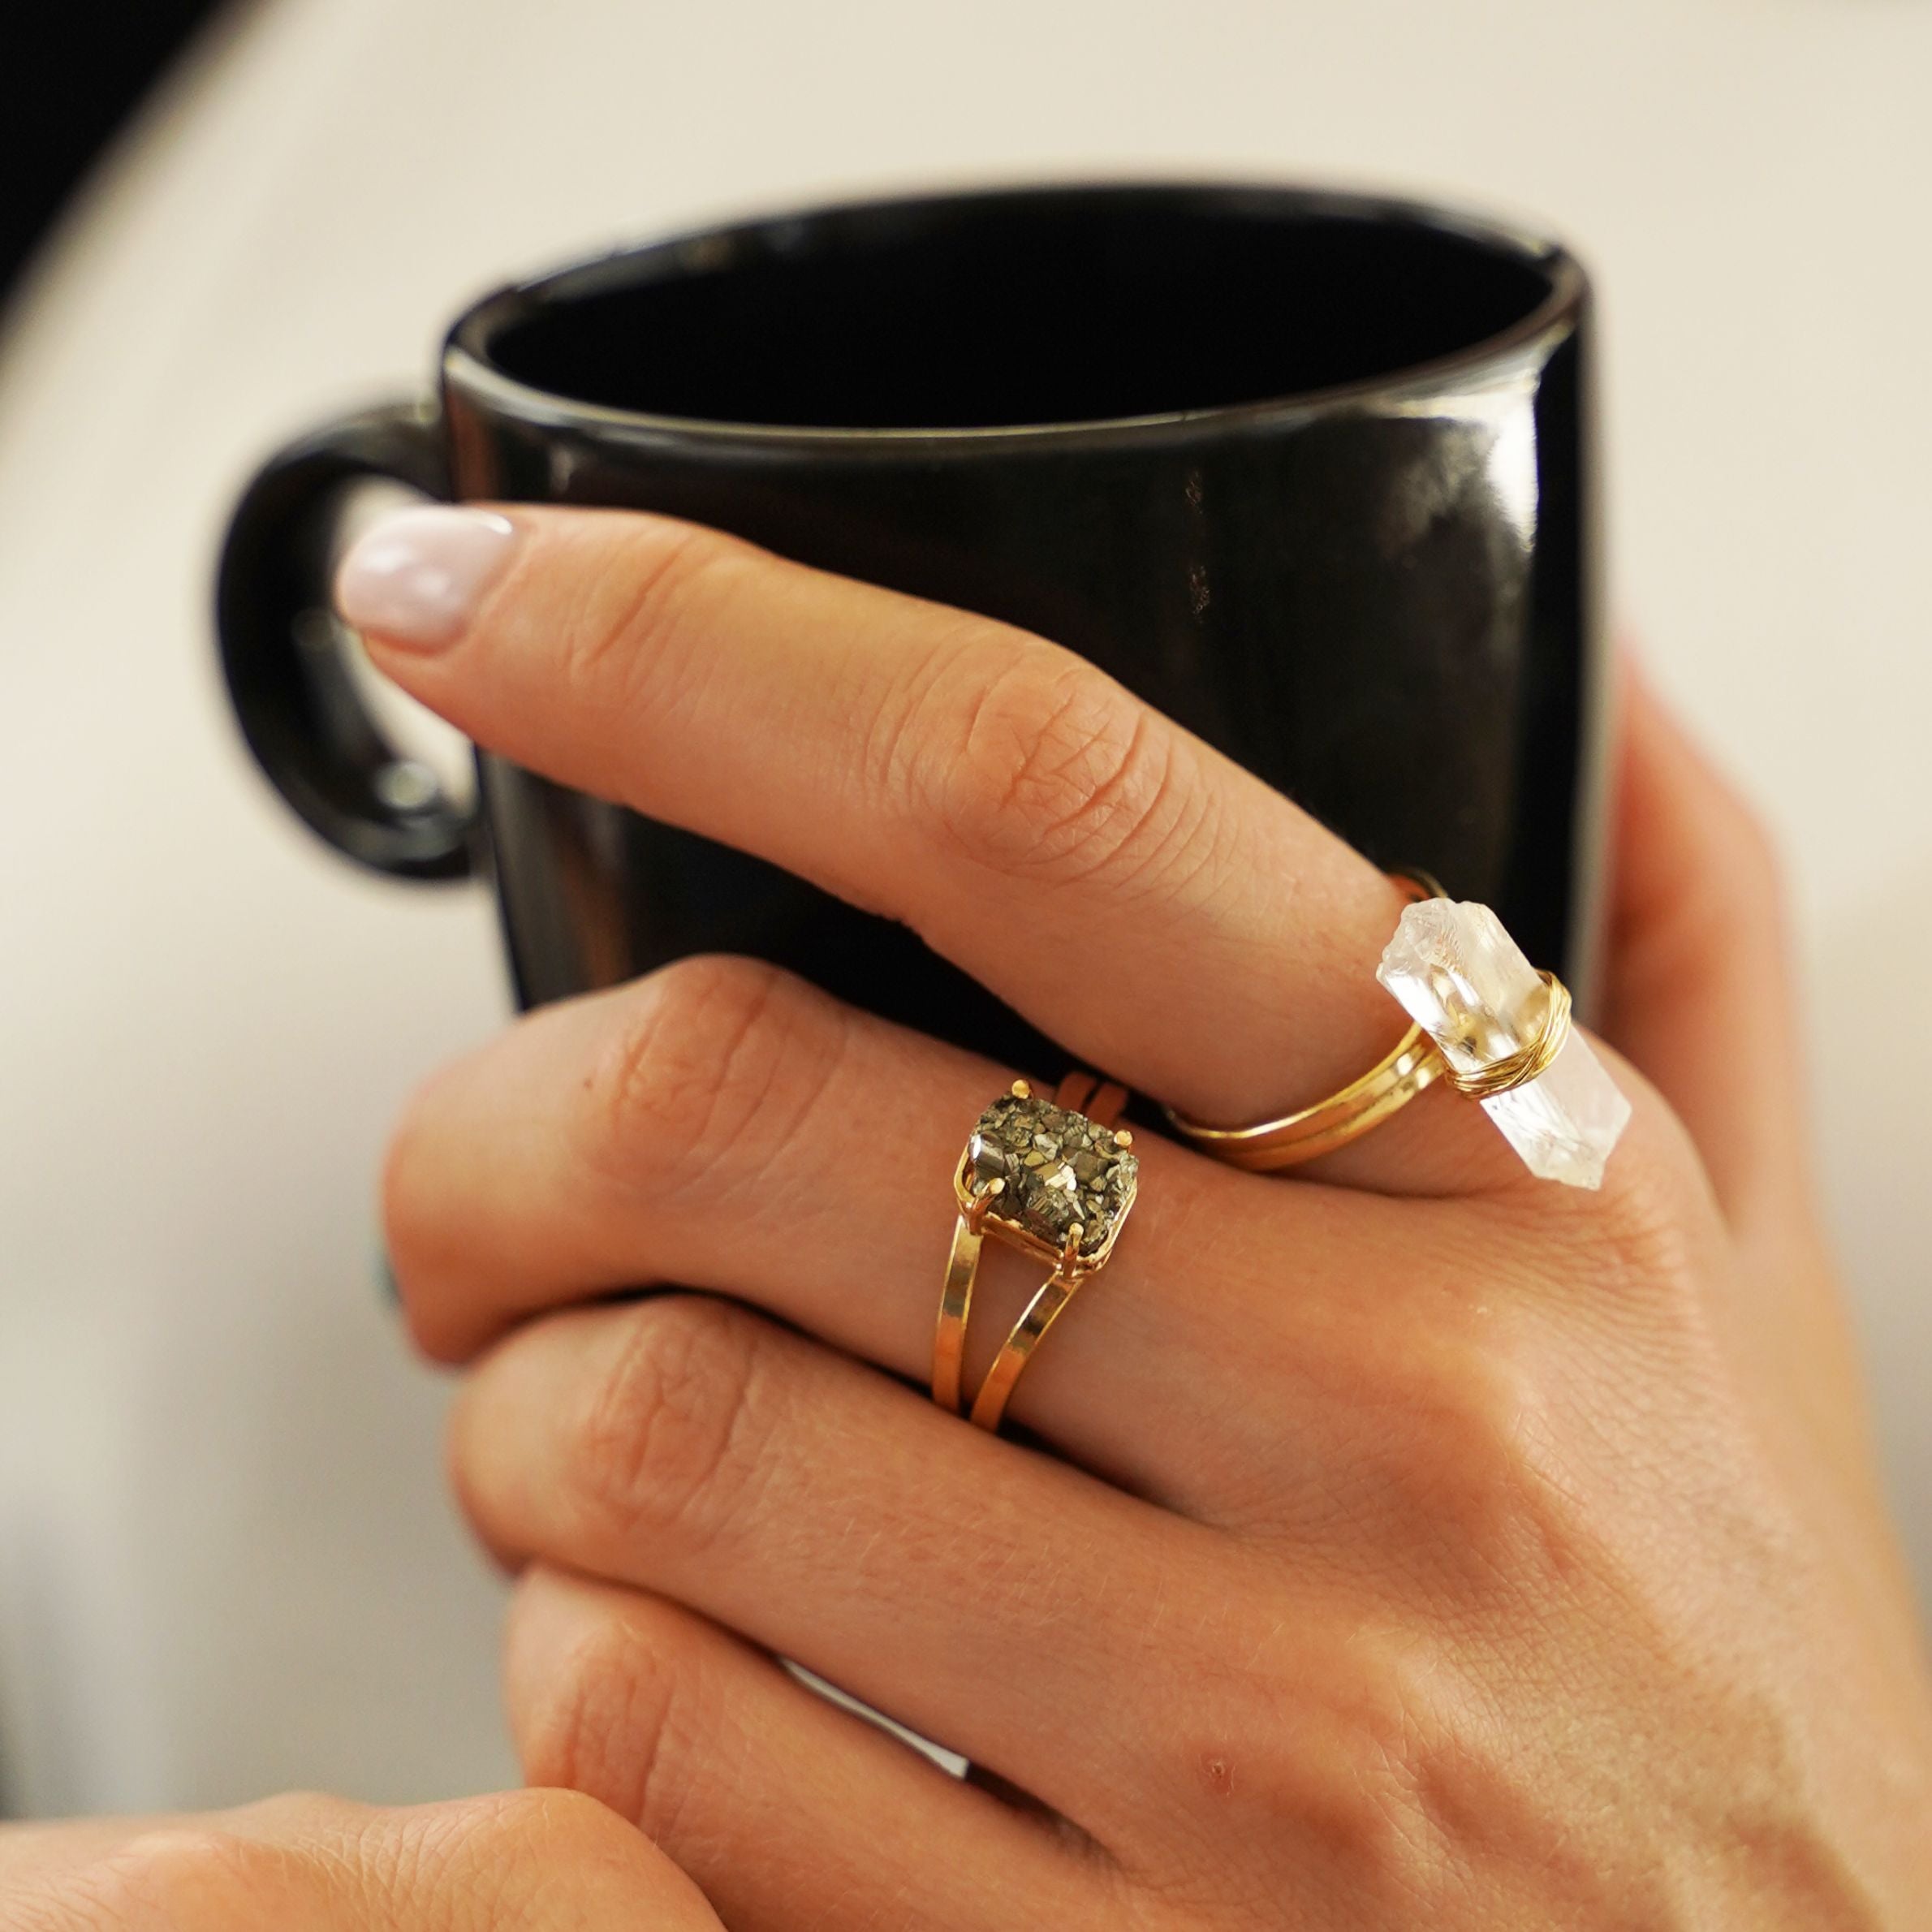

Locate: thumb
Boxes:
[342,1789,723,1930]
[1598,659,1814,1242]
[11,1789,722,1931]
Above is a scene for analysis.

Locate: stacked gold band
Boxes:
[1160,1020,1441,1171]
[1162,873,1447,1170]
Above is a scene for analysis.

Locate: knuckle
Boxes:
[1576,1138,1715,1325]
[1152,1622,1444,1912]
[571,1296,774,1555]
[902,648,1210,892]
[398,1788,663,1917]
[1300,1643,1442,1891]
[378,1071,468,1358]
[1374,1322,1593,1590]
[559,517,738,712]
[511,1592,710,1841]
[1352,1168,1723,1588]
[461,1784,636,1861]
[576,955,838,1205]
[477,1789,701,1925]
[1171,1619,1642,1919]
[91,1823,295,1926]
[1494,1102,1723,1341]
[1313,1640,1521,1909]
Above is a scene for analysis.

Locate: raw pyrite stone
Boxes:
[1376,899,1630,1189]
[964,1093,1138,1262]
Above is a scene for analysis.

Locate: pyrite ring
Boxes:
[933,1073,1139,1434]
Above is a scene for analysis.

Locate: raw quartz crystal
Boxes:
[1377,899,1630,1189]
[966,1093,1138,1262]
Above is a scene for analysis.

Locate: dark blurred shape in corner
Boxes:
[0,0,229,313]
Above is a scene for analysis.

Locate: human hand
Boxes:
[0,1788,719,1929]
[355,503,1932,1927]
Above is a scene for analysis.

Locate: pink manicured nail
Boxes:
[334,504,516,650]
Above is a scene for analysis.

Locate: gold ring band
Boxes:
[1161,1022,1443,1170]
[933,1073,1136,1435]
[1160,873,1447,1171]
[968,1271,1080,1433]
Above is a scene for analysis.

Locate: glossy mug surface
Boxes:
[217,182,1604,1075]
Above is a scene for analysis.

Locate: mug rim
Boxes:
[442,178,1588,451]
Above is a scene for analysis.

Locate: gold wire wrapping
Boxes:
[1444,970,1572,1099]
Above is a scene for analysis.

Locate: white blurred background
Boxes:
[2,0,1927,1814]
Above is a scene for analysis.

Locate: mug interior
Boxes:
[470,188,1562,433]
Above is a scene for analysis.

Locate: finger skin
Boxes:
[1601,662,1816,1236]
[451,1292,1219,1833]
[348,504,1507,1192]
[385,951,1477,1510]
[503,1566,1107,1931]
[456,1250,1932,1929]
[0,1817,174,1896]
[0,1788,719,1932]
[1602,664,1924,1625]
[360,512,1932,1921]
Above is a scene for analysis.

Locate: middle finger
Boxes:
[385,953,1450,1514]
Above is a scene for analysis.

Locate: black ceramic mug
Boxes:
[216,181,1603,1074]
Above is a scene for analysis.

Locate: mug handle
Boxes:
[214,398,478,880]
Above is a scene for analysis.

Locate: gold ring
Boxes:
[933,1072,1138,1434]
[1160,873,1447,1171]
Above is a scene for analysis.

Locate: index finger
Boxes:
[338,502,1504,1192]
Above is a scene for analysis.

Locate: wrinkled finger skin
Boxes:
[499,1566,1106,1932]
[0,1788,722,1931]
[346,502,1506,1193]
[343,507,1932,1930]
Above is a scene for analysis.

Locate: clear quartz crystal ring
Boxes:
[1377,898,1630,1188]
[933,1073,1139,1434]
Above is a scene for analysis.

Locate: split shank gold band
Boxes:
[1162,873,1447,1171]
[934,1072,1136,1434]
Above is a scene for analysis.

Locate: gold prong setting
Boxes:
[958,1089,1138,1272]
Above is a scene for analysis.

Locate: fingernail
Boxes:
[334,504,516,650]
